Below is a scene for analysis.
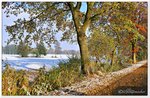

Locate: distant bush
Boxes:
[51,55,58,58]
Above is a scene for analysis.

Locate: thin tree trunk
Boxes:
[132,42,137,64]
[111,46,117,66]
[110,51,115,66]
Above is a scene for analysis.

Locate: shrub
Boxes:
[95,62,110,73]
[107,64,126,72]
[30,55,83,95]
[95,61,126,73]
[2,64,30,95]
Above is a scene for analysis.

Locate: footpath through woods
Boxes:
[49,60,147,95]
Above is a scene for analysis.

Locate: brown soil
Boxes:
[94,63,148,95]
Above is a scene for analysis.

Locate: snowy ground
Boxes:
[2,54,70,70]
[2,54,70,60]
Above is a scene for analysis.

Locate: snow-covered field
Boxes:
[2,54,70,60]
[2,54,70,70]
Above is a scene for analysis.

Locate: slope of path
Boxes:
[94,63,147,95]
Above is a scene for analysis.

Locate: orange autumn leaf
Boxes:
[135,24,146,33]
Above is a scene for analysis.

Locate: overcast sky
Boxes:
[2,2,87,51]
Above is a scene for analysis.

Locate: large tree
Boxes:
[2,2,147,75]
[37,41,47,56]
[18,40,30,57]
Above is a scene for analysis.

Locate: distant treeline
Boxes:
[2,44,79,55]
[2,44,18,54]
[47,48,79,54]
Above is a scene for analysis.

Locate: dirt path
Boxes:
[49,61,147,96]
[95,63,148,95]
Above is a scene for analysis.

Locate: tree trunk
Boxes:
[132,43,137,64]
[110,47,116,66]
[110,51,115,66]
[77,31,91,75]
[68,3,94,75]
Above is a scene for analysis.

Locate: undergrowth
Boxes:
[2,55,83,95]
